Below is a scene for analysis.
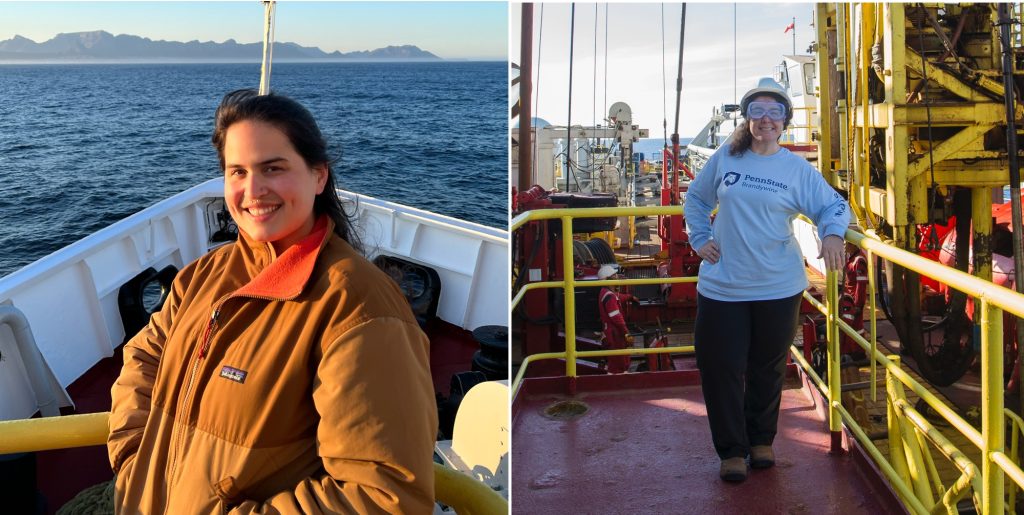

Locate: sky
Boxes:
[0,1,508,61]
[511,2,818,138]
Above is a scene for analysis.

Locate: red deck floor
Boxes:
[512,369,903,514]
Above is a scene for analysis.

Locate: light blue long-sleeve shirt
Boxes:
[683,146,850,302]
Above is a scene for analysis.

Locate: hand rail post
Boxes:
[561,216,578,394]
[981,298,1005,515]
[827,270,843,453]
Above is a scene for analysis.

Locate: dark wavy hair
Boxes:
[729,93,794,156]
[211,89,360,252]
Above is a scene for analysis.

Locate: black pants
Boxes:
[694,292,802,460]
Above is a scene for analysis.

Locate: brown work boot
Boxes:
[719,457,747,482]
[750,445,775,469]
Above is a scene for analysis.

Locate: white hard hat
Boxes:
[598,264,619,280]
[740,77,792,116]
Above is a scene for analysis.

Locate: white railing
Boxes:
[0,178,508,421]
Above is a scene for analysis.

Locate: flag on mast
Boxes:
[784,22,795,33]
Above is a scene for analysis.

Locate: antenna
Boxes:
[259,1,277,95]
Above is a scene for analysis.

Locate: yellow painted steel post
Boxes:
[972,188,994,284]
[814,2,833,183]
[867,248,878,402]
[981,298,1005,515]
[860,3,875,226]
[898,399,936,507]
[1009,414,1021,511]
[827,270,843,452]
[836,4,851,190]
[886,356,914,504]
[562,216,578,388]
[629,215,636,249]
[884,2,910,241]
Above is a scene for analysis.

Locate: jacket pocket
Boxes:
[113,453,139,512]
[213,476,244,507]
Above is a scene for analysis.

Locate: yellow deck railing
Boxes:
[511,205,695,399]
[0,413,507,514]
[511,205,1024,514]
[781,105,817,148]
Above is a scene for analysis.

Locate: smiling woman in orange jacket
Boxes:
[107,90,437,514]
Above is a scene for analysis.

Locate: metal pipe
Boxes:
[514,207,1024,320]
[822,385,929,514]
[867,248,878,402]
[561,216,577,382]
[512,351,567,400]
[827,270,842,452]
[992,451,1024,493]
[997,2,1024,428]
[519,3,534,192]
[972,187,994,291]
[511,261,699,310]
[0,412,106,453]
[574,346,694,358]
[886,356,916,507]
[511,280,564,311]
[671,4,687,206]
[512,344,696,401]
[860,3,874,225]
[258,1,276,95]
[433,462,509,514]
[0,306,60,417]
[981,299,1005,514]
[0,412,509,515]
[898,392,936,505]
[565,3,577,192]
[804,290,985,450]
[893,397,981,513]
[849,230,1024,320]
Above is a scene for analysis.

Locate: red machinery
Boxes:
[513,146,704,376]
[656,147,701,305]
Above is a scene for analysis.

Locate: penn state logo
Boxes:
[723,171,740,186]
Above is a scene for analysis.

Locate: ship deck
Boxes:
[511,365,904,514]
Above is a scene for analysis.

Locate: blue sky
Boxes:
[0,1,508,60]
[511,2,819,136]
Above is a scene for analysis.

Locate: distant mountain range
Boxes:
[0,31,441,60]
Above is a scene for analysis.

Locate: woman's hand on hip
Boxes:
[696,241,720,264]
[819,235,846,272]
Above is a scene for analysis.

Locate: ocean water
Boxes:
[0,61,507,277]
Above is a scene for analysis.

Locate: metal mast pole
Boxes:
[671,4,687,204]
[258,1,276,95]
[792,16,796,55]
[998,3,1024,420]
[566,3,577,192]
[519,3,534,191]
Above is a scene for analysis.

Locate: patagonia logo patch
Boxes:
[219,365,248,384]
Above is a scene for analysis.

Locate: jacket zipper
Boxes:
[164,290,285,488]
[167,305,221,485]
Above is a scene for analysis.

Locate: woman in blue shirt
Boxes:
[684,78,849,482]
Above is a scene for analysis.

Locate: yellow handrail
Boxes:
[0,412,508,514]
[512,203,1024,514]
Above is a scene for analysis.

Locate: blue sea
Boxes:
[0,61,507,277]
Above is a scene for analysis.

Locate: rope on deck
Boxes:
[56,479,113,515]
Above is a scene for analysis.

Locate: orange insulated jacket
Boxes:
[108,215,437,514]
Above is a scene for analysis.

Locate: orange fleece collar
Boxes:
[234,215,332,300]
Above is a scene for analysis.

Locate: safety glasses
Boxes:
[746,101,787,121]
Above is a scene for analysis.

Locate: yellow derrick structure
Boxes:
[813,3,1024,385]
